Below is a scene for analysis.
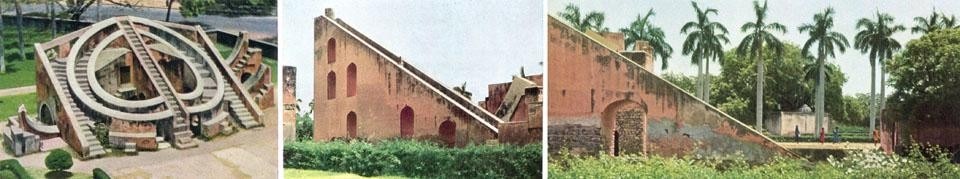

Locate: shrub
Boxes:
[0,159,32,179]
[44,149,73,171]
[92,168,111,179]
[283,140,541,178]
[0,170,16,179]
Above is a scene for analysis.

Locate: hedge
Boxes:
[93,168,111,179]
[0,159,32,179]
[283,140,541,178]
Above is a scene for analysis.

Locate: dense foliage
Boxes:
[887,28,960,122]
[295,113,313,142]
[549,145,959,178]
[284,140,541,178]
[0,159,31,179]
[92,168,111,179]
[44,149,73,171]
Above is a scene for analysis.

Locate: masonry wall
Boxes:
[547,17,791,161]
[313,16,496,146]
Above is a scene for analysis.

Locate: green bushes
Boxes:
[0,159,32,179]
[284,140,541,178]
[44,149,73,172]
[92,168,110,179]
[549,145,960,178]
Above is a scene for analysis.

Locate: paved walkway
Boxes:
[3,107,279,178]
[778,142,880,150]
[0,86,35,97]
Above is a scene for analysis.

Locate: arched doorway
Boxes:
[327,38,336,64]
[38,103,55,125]
[439,120,456,147]
[327,71,336,99]
[347,112,357,138]
[400,106,414,137]
[601,100,647,156]
[346,63,357,97]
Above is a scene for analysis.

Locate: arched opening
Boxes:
[346,63,357,97]
[39,103,55,125]
[400,106,414,137]
[601,100,647,156]
[327,38,336,64]
[327,71,336,99]
[241,72,253,82]
[439,120,456,147]
[347,112,357,138]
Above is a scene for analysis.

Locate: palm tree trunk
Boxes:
[15,0,24,61]
[869,60,877,133]
[697,59,704,99]
[705,58,711,104]
[165,0,174,22]
[756,50,764,131]
[878,61,887,128]
[815,55,826,132]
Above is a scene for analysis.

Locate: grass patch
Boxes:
[26,167,92,179]
[0,92,36,121]
[284,169,407,179]
[0,27,56,89]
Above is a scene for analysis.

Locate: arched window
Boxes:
[327,38,336,64]
[347,63,357,97]
[347,112,357,138]
[400,106,414,137]
[327,71,336,99]
[439,120,456,147]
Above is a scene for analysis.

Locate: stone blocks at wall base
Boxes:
[547,124,603,155]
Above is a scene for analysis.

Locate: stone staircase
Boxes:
[51,61,107,158]
[224,88,260,128]
[119,20,197,149]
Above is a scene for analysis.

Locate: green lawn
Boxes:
[0,93,37,121]
[215,42,278,83]
[0,27,56,89]
[284,169,407,179]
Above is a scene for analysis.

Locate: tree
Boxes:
[887,29,960,122]
[45,149,73,171]
[911,10,956,34]
[452,82,471,99]
[619,9,673,69]
[14,0,24,61]
[179,0,215,18]
[557,3,608,33]
[661,73,696,93]
[61,0,96,20]
[735,0,787,131]
[799,7,849,132]
[681,1,728,104]
[854,12,904,132]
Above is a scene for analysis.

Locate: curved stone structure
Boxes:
[33,16,269,159]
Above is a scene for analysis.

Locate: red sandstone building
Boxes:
[313,9,540,146]
[547,16,792,161]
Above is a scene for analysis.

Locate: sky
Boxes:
[548,0,960,96]
[280,0,545,107]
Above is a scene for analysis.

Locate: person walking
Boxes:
[833,127,841,143]
[819,127,825,144]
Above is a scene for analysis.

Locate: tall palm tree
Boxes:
[854,12,904,132]
[799,7,849,132]
[620,9,674,69]
[558,4,608,33]
[682,1,728,103]
[912,11,944,34]
[944,15,958,29]
[736,0,786,131]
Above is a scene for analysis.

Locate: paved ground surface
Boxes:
[2,107,279,178]
[0,86,35,97]
[778,142,880,150]
[14,4,277,40]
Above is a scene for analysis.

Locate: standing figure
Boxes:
[794,125,801,143]
[819,127,825,144]
[832,127,840,143]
